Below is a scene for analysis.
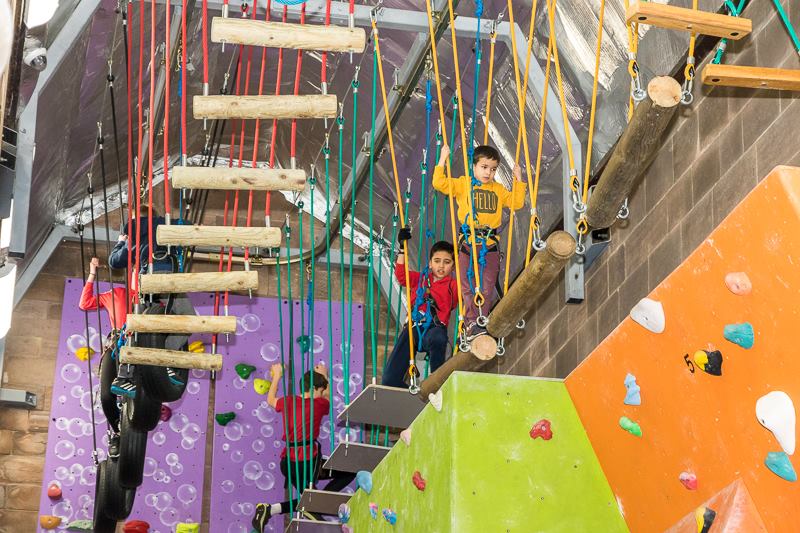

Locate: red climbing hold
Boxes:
[123,520,150,533]
[530,419,553,440]
[47,482,62,499]
[679,471,698,490]
[160,404,172,422]
[412,471,426,491]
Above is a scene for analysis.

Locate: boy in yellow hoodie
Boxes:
[432,144,526,337]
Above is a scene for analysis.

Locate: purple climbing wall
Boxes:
[207,295,365,533]
[37,279,211,532]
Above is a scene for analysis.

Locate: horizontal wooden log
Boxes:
[120,346,223,371]
[193,95,337,120]
[126,314,237,334]
[585,76,681,229]
[139,271,258,294]
[211,18,366,53]
[701,64,800,91]
[171,166,306,191]
[419,350,493,400]
[626,1,751,39]
[156,225,281,248]
[487,231,576,339]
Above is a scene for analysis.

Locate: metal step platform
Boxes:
[297,489,351,516]
[285,518,343,532]
[337,384,425,429]
[322,442,390,473]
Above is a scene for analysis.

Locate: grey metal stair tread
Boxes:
[297,489,351,516]
[284,518,342,532]
[337,384,425,428]
[322,442,390,473]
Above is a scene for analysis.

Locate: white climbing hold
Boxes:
[399,428,412,446]
[429,390,443,412]
[756,391,796,455]
[629,297,666,334]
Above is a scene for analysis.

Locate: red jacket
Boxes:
[78,281,133,330]
[395,263,458,326]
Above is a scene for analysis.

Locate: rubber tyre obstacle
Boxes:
[99,348,120,433]
[138,305,190,402]
[118,402,148,489]
[94,459,135,530]
[126,370,162,431]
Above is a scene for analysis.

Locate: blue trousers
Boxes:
[381,324,449,388]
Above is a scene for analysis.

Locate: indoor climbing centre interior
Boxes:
[0,0,798,530]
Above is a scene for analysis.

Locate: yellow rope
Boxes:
[685,0,698,82]
[580,0,606,207]
[546,0,577,184]
[483,24,498,145]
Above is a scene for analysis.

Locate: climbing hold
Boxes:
[175,524,199,533]
[188,340,205,353]
[529,419,553,440]
[723,323,754,349]
[619,416,642,437]
[74,346,95,362]
[679,471,698,490]
[39,516,62,530]
[235,363,257,379]
[369,502,379,520]
[695,507,716,533]
[66,520,93,531]
[382,508,397,525]
[765,452,797,482]
[629,298,666,334]
[160,404,172,422]
[399,428,412,446]
[693,350,723,376]
[215,412,236,426]
[412,470,427,491]
[47,481,62,499]
[356,470,373,494]
[624,373,642,406]
[341,526,353,533]
[756,391,796,455]
[296,335,311,353]
[725,272,752,295]
[429,390,443,412]
[338,503,350,524]
[253,378,271,395]
[123,520,150,533]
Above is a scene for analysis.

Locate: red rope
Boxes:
[126,2,134,309]
[181,0,188,163]
[321,0,332,86]
[163,0,171,220]
[147,0,156,270]
[289,4,305,164]
[265,5,288,222]
[133,0,145,286]
[202,0,209,95]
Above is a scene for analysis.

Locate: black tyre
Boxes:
[125,370,162,431]
[105,459,136,519]
[117,404,148,489]
[99,348,120,433]
[93,461,120,532]
[139,330,189,402]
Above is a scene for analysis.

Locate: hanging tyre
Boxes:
[125,370,162,431]
[138,330,189,403]
[117,403,148,489]
[99,348,120,433]
[93,460,130,532]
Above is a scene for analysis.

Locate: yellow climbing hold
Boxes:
[74,346,95,362]
[253,378,271,395]
[175,524,200,533]
[188,341,205,353]
[39,515,61,529]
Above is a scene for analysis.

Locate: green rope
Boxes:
[296,201,311,491]
[307,174,317,488]
[381,213,399,372]
[323,138,335,452]
[344,73,359,411]
[772,0,800,53]
[367,46,380,445]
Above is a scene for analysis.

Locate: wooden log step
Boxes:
[211,18,366,53]
[322,442,390,474]
[337,384,425,429]
[139,271,258,294]
[156,225,281,248]
[285,519,343,533]
[297,490,351,516]
[120,346,223,371]
[193,95,337,120]
[626,1,751,39]
[171,166,306,191]
[701,64,800,91]
[126,314,237,334]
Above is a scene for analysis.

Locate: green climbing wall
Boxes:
[347,372,628,532]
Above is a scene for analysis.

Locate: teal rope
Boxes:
[712,0,747,64]
[296,202,311,490]
[275,236,296,516]
[771,0,800,53]
[344,75,359,410]
[323,139,335,452]
[367,48,379,444]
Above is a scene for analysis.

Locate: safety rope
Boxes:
[343,69,359,406]
[266,5,289,223]
[323,135,335,452]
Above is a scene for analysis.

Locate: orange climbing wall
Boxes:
[565,166,800,533]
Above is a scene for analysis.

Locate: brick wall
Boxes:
[496,0,800,379]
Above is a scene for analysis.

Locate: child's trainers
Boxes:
[111,377,136,398]
[251,503,272,532]
[166,367,184,386]
[107,433,120,459]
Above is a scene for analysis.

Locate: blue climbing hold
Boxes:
[383,508,398,526]
[624,373,642,406]
[338,503,350,524]
[356,470,373,494]
[723,322,754,349]
[765,451,797,482]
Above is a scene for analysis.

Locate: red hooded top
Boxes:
[395,264,458,326]
[78,281,134,330]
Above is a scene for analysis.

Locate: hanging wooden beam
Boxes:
[626,1,751,40]
[140,271,259,294]
[585,76,681,229]
[126,314,237,334]
[120,346,223,371]
[486,231,576,339]
[157,225,281,248]
[171,166,307,191]
[701,64,800,91]
[193,95,337,120]
[211,18,366,53]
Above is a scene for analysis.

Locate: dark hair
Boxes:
[472,145,501,166]
[430,241,455,260]
[299,370,329,392]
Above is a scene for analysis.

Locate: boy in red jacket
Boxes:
[381,237,458,389]
[79,257,133,331]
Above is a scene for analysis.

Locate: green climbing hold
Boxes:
[296,335,311,353]
[215,412,236,426]
[235,363,257,380]
[66,520,93,532]
[619,416,642,437]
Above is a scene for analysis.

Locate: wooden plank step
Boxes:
[120,346,223,371]
[297,490,350,516]
[139,271,258,294]
[626,1,751,39]
[701,64,800,91]
[193,95,337,120]
[338,384,425,429]
[322,442,390,474]
[172,166,306,191]
[126,314,237,334]
[157,225,281,248]
[285,519,342,533]
[211,18,366,53]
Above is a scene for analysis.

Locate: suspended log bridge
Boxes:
[126,314,237,334]
[156,225,281,248]
[626,1,751,40]
[193,95,338,120]
[140,271,259,294]
[120,346,223,371]
[171,166,307,191]
[701,64,800,91]
[211,18,366,53]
